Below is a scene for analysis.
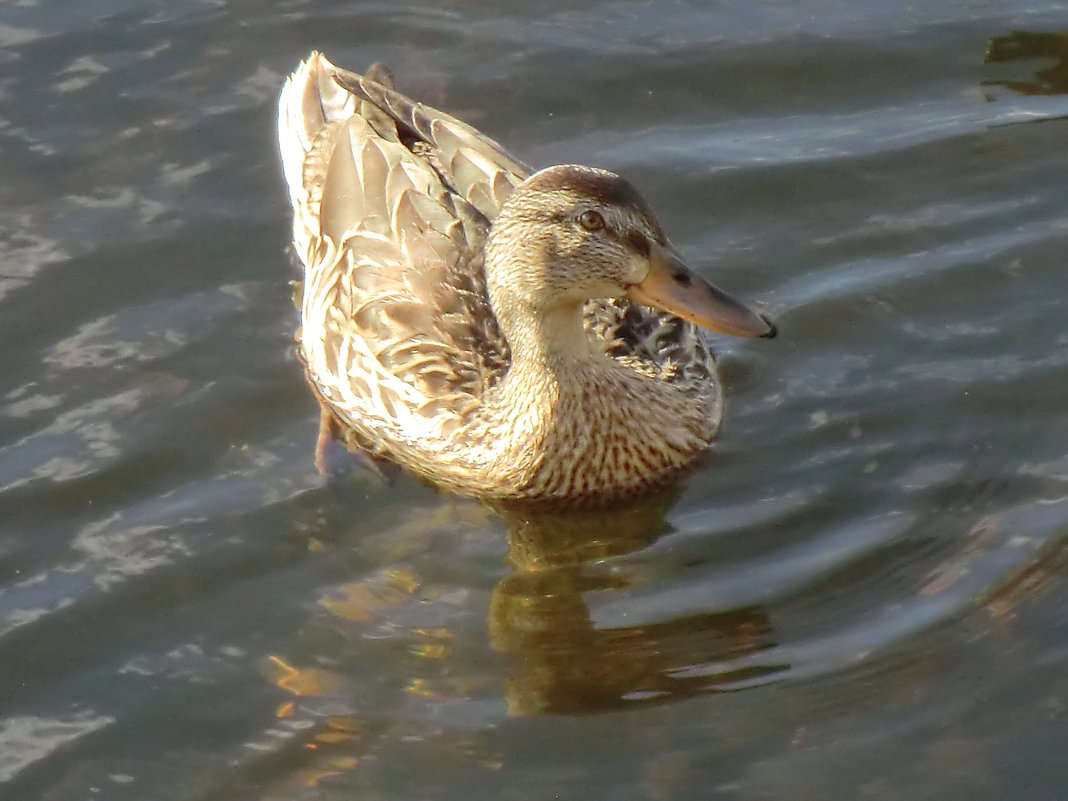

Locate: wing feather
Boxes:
[585,298,716,387]
[279,52,528,447]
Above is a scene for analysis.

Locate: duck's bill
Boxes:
[627,241,776,339]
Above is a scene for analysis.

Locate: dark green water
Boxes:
[3,1,1068,799]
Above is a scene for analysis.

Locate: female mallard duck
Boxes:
[278,52,775,504]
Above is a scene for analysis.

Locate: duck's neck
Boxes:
[502,299,603,376]
[486,294,614,448]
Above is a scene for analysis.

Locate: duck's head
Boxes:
[484,164,775,339]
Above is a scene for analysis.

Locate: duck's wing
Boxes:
[278,52,530,442]
[584,298,717,389]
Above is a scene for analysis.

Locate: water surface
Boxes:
[2,1,1068,799]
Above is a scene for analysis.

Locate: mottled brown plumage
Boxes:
[278,52,774,504]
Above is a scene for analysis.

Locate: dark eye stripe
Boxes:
[623,229,650,257]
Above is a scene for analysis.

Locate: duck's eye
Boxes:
[578,210,605,231]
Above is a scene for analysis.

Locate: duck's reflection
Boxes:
[488,493,784,715]
[270,488,787,733]
[984,30,1068,96]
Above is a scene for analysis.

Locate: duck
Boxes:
[277,52,775,505]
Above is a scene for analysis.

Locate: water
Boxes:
[3,1,1068,798]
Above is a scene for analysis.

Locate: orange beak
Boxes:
[627,240,776,338]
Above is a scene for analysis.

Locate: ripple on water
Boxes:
[2,1,1068,799]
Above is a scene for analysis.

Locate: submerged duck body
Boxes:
[278,52,774,504]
